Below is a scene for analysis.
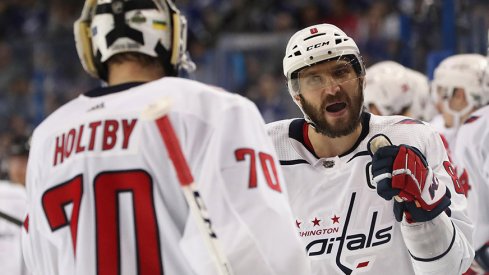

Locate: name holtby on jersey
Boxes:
[52,118,138,166]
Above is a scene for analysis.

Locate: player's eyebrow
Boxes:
[300,60,351,76]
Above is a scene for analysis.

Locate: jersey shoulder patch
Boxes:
[463,115,480,125]
[395,118,424,125]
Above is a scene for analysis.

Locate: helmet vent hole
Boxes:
[309,56,313,60]
[335,39,342,45]
[304,33,325,41]
[328,51,332,54]
[294,51,301,56]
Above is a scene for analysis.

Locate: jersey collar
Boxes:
[84,82,146,97]
[289,112,371,159]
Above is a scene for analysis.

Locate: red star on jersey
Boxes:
[312,217,321,226]
[296,219,301,229]
[331,215,340,224]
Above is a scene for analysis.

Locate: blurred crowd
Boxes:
[0,0,488,179]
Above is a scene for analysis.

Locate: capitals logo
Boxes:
[296,193,394,274]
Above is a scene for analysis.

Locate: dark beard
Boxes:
[299,88,363,138]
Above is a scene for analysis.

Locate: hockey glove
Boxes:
[371,144,451,223]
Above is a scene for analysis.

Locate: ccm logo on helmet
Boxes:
[306,42,328,51]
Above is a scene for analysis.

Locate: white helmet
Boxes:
[432,54,489,114]
[283,23,365,97]
[406,68,437,121]
[364,61,413,116]
[74,0,195,81]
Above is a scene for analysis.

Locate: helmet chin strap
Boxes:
[442,100,473,128]
[304,116,317,129]
[294,94,316,127]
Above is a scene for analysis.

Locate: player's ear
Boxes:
[359,76,366,90]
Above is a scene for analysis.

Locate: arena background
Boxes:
[0,0,488,177]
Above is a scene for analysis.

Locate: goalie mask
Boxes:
[364,61,413,116]
[74,0,195,81]
[283,24,365,123]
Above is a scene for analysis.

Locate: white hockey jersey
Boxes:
[0,181,28,275]
[267,113,473,275]
[454,106,489,250]
[430,114,459,158]
[22,78,310,275]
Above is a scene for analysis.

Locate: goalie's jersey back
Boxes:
[22,77,310,275]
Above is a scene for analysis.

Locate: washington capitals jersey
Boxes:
[22,77,310,275]
[430,114,459,158]
[267,113,473,275]
[454,106,489,250]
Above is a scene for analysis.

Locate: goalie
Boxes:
[20,0,311,274]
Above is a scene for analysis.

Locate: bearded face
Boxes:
[298,80,364,138]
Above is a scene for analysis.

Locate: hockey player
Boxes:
[21,1,310,274]
[363,61,414,117]
[430,54,489,152]
[364,61,436,122]
[267,23,474,274]
[453,48,489,275]
[407,68,437,122]
[0,135,30,275]
[363,61,460,190]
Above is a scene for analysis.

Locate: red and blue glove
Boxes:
[371,144,451,223]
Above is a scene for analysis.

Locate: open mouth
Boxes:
[325,102,347,113]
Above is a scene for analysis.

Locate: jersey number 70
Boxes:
[235,148,282,192]
[42,170,163,275]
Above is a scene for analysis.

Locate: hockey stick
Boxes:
[0,210,22,227]
[142,98,234,275]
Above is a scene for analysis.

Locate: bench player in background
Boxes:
[266,23,474,274]
[363,60,437,122]
[454,40,489,275]
[430,53,489,152]
[406,67,438,122]
[0,135,30,275]
[363,60,469,197]
[21,0,310,274]
[363,60,415,117]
